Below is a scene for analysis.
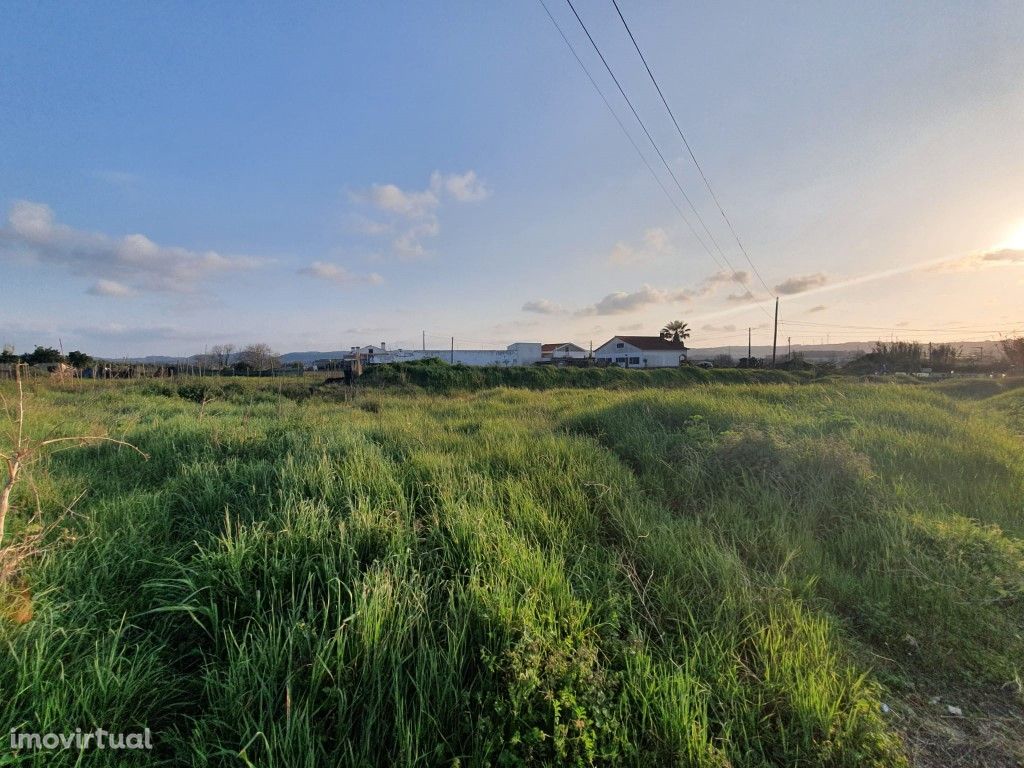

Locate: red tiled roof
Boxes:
[605,335,688,351]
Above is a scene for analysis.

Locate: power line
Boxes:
[560,0,774,320]
[781,319,1022,334]
[610,0,774,298]
[536,0,718,268]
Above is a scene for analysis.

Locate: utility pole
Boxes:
[771,297,779,368]
[788,336,792,360]
[748,327,751,360]
[422,331,425,352]
[451,336,454,364]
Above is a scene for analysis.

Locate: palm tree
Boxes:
[660,321,690,344]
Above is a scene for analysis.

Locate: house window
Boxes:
[615,342,624,349]
[629,356,640,365]
[615,356,627,364]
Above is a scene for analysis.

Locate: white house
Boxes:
[356,342,544,367]
[594,336,688,368]
[541,342,588,361]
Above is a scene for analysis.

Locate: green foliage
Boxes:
[21,346,63,365]
[359,358,807,393]
[928,343,960,367]
[1,377,1022,765]
[1001,337,1024,369]
[845,341,926,374]
[660,320,690,343]
[66,350,93,368]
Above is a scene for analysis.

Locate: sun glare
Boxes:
[999,220,1024,250]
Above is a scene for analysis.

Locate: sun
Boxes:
[998,219,1024,250]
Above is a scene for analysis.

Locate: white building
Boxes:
[357,342,544,367]
[594,336,688,368]
[541,342,588,361]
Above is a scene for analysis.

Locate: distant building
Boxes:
[594,336,688,368]
[355,342,544,367]
[541,342,588,361]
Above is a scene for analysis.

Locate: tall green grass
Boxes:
[0,378,1020,765]
[358,358,811,393]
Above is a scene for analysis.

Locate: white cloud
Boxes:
[348,214,393,237]
[298,261,383,286]
[352,170,490,260]
[807,304,827,313]
[702,323,736,332]
[392,219,441,261]
[775,272,828,295]
[366,184,439,218]
[0,200,262,294]
[87,279,135,297]
[522,299,566,315]
[432,170,490,202]
[610,227,671,265]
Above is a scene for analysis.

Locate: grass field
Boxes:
[1,374,1022,766]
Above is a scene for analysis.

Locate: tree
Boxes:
[0,346,16,365]
[713,354,736,368]
[196,344,235,373]
[1001,337,1024,369]
[237,343,280,373]
[928,343,959,368]
[211,344,235,369]
[871,341,923,371]
[660,321,690,344]
[21,346,63,366]
[66,350,93,369]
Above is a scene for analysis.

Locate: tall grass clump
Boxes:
[0,376,1020,765]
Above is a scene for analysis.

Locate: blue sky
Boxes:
[2,0,1022,357]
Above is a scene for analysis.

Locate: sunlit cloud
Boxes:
[928,246,1024,273]
[982,248,1024,263]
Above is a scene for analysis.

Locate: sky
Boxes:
[1,0,1023,357]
